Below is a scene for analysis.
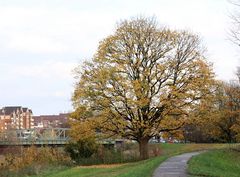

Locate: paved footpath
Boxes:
[152,152,202,177]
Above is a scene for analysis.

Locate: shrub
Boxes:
[0,146,72,177]
[65,138,98,161]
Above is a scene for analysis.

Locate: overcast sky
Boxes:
[0,0,239,115]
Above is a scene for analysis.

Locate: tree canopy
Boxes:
[72,17,214,159]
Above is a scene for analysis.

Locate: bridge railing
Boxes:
[0,128,70,145]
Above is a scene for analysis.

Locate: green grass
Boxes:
[33,156,168,177]
[31,143,227,177]
[188,149,240,177]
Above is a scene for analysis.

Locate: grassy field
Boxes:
[188,149,240,177]
[31,143,226,177]
[33,156,168,177]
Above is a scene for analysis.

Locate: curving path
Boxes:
[152,152,202,177]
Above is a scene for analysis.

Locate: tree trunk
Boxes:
[139,137,150,160]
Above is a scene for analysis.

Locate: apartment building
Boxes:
[33,113,69,128]
[0,106,34,131]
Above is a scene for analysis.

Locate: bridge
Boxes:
[0,128,70,146]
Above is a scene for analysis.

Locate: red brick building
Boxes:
[33,113,69,128]
[0,106,33,131]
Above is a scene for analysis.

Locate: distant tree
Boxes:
[182,123,213,143]
[237,67,240,81]
[229,0,240,46]
[191,81,240,143]
[72,17,214,160]
[226,81,240,141]
[228,0,240,107]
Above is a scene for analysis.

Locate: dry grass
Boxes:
[0,155,5,163]
[0,146,72,177]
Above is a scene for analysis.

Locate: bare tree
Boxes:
[236,67,240,81]
[228,0,240,84]
[229,0,240,46]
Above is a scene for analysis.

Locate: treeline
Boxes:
[172,74,240,143]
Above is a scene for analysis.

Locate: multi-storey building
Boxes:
[33,113,69,128]
[0,106,33,131]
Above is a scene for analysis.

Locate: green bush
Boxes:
[65,138,98,161]
[66,144,139,165]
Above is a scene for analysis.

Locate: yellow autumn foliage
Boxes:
[71,16,215,159]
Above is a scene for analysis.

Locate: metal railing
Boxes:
[0,128,70,145]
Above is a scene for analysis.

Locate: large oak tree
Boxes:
[72,17,214,159]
